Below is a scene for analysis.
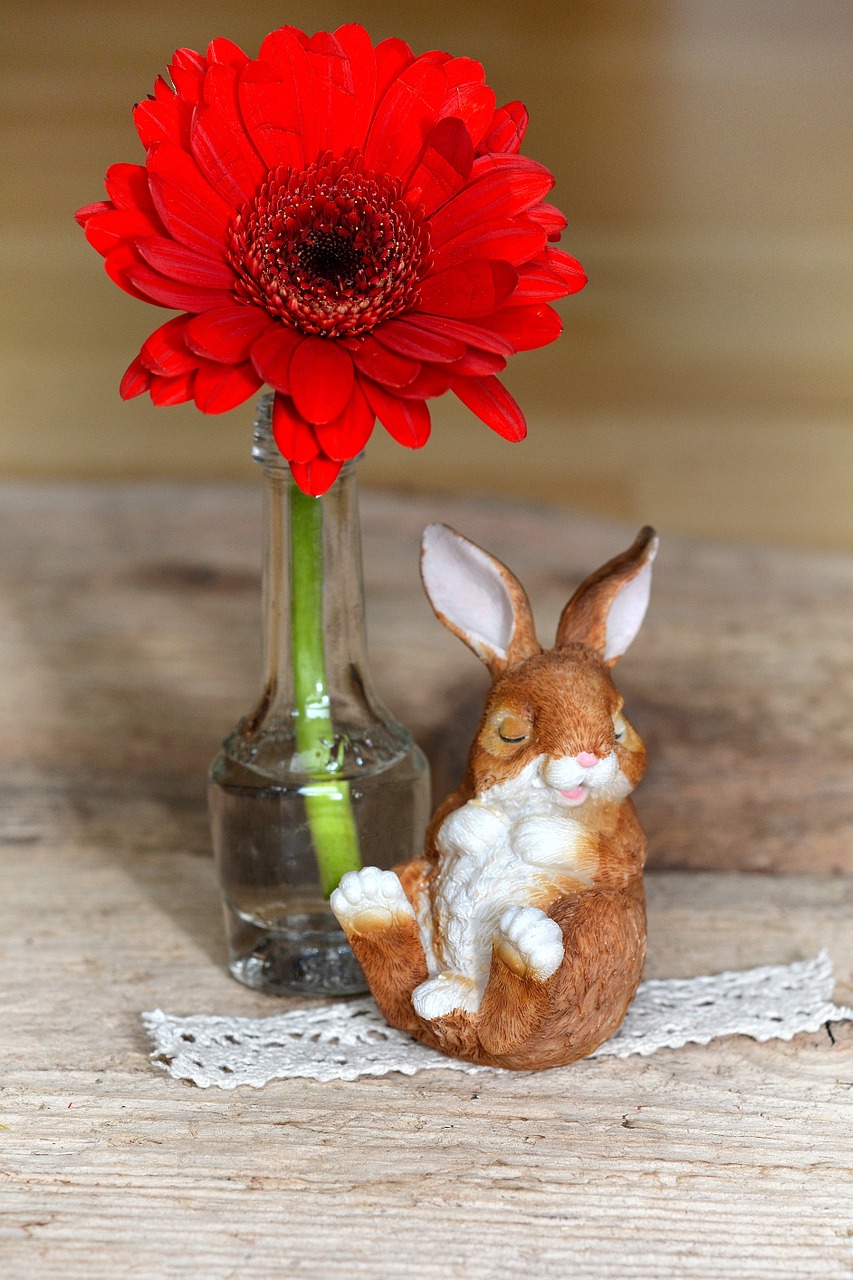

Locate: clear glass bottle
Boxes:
[209,394,430,996]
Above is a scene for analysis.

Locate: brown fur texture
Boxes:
[336,526,657,1070]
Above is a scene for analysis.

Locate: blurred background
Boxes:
[4,0,852,548]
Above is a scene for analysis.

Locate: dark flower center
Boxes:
[296,231,360,282]
[228,152,431,338]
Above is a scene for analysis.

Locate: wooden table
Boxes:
[1,484,851,1278]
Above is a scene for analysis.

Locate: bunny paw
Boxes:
[412,973,479,1020]
[330,867,415,935]
[494,906,564,981]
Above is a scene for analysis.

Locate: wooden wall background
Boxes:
[4,0,852,548]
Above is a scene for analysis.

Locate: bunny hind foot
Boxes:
[330,867,415,936]
[495,906,564,981]
[412,973,479,1020]
[473,909,563,1060]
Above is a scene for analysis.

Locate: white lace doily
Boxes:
[143,951,852,1088]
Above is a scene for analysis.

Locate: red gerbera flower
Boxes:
[76,25,587,495]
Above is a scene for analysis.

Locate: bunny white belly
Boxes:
[415,777,589,1016]
[433,828,543,995]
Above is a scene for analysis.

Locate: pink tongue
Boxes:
[560,786,585,801]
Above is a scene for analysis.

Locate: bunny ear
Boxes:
[420,524,541,676]
[556,527,659,666]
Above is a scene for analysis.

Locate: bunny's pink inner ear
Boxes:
[556,527,658,665]
[602,551,656,663]
[420,524,539,674]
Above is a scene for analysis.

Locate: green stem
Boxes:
[289,477,361,897]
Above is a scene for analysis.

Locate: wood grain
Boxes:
[0,848,851,1280]
[0,483,849,874]
[0,483,851,1277]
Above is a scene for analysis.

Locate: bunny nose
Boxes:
[575,752,599,768]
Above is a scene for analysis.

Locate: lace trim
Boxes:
[142,951,852,1088]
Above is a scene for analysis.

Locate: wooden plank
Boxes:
[0,483,849,873]
[0,483,851,1276]
[0,841,850,1279]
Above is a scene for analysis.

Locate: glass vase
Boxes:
[208,394,430,996]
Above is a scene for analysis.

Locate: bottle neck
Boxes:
[248,396,372,730]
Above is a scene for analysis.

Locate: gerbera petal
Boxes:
[442,57,486,87]
[290,454,343,498]
[436,83,496,150]
[120,355,151,399]
[506,261,574,304]
[418,51,452,70]
[470,150,548,183]
[74,200,112,228]
[406,117,474,217]
[272,393,320,463]
[483,303,563,351]
[444,350,507,377]
[251,326,304,393]
[545,246,589,293]
[405,313,515,357]
[139,315,198,375]
[254,27,319,164]
[431,219,547,271]
[333,24,378,151]
[193,358,263,413]
[149,369,196,406]
[206,37,249,69]
[133,94,192,149]
[393,368,453,400]
[452,374,527,441]
[83,208,162,256]
[168,48,206,102]
[364,59,446,182]
[372,37,414,110]
[288,337,354,424]
[125,261,235,312]
[314,379,376,461]
[185,305,274,362]
[303,30,361,156]
[428,159,554,246]
[104,163,159,215]
[348,335,420,388]
[135,236,236,287]
[416,261,517,319]
[238,58,305,172]
[258,26,305,71]
[190,101,266,206]
[104,242,156,302]
[361,377,431,448]
[202,64,246,128]
[527,200,568,239]
[153,75,175,105]
[478,101,528,155]
[146,141,233,258]
[375,317,466,363]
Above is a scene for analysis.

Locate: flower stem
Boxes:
[289,476,362,897]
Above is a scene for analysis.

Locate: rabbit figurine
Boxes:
[331,523,658,1069]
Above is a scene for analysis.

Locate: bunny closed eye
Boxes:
[486,710,534,759]
[498,714,530,744]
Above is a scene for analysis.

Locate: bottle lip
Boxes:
[252,391,361,475]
